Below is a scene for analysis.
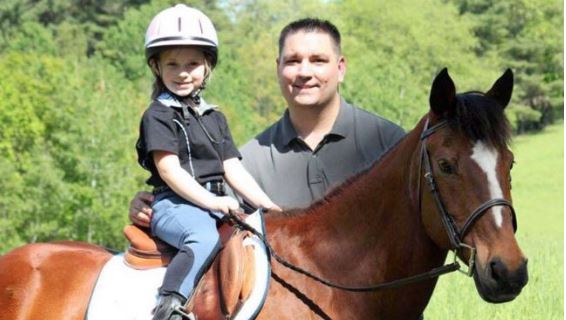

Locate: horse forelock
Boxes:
[450,92,512,150]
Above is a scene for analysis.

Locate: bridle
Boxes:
[419,118,518,274]
[225,118,519,291]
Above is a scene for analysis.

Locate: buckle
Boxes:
[453,243,476,277]
[203,181,225,195]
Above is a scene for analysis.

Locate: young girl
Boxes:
[136,5,278,320]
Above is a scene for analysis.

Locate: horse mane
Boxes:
[450,91,512,149]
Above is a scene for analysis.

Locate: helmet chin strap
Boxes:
[174,78,210,125]
[179,72,211,106]
[187,87,202,105]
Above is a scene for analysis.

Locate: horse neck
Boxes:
[324,122,427,262]
[268,117,446,273]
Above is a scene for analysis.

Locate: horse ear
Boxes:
[429,68,456,118]
[486,68,514,109]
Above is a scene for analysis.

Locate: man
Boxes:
[129,18,404,224]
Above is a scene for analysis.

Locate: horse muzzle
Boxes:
[473,256,529,303]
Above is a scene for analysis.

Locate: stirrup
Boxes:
[153,294,187,320]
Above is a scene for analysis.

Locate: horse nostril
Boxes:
[489,258,507,282]
[489,257,529,289]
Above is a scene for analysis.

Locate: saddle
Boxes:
[123,219,257,319]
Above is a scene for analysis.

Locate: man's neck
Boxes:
[289,95,341,150]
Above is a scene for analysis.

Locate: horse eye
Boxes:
[438,159,455,174]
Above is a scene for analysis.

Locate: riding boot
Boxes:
[152,293,188,320]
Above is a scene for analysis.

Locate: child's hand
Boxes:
[212,196,240,214]
[266,203,283,212]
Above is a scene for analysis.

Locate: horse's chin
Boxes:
[472,261,528,303]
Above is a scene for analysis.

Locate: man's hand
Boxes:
[128,191,154,227]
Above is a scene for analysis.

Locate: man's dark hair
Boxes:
[278,18,342,57]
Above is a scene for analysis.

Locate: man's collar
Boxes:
[330,97,352,138]
[156,92,217,116]
[279,109,299,146]
[278,97,352,147]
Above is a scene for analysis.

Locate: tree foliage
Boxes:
[450,0,563,132]
[0,0,562,252]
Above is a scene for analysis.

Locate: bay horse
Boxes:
[0,69,528,319]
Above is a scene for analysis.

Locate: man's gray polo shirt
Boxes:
[240,98,405,209]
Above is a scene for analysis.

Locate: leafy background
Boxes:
[0,0,562,253]
[0,0,562,318]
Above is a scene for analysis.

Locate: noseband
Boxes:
[420,119,518,273]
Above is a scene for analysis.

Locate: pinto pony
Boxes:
[0,69,527,319]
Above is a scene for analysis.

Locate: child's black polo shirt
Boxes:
[136,96,241,188]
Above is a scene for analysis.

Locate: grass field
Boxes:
[425,123,564,319]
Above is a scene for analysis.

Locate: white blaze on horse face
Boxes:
[470,141,504,227]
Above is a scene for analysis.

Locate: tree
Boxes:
[449,0,563,132]
[0,0,152,56]
[0,50,148,252]
[329,0,495,128]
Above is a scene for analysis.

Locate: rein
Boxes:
[226,118,517,292]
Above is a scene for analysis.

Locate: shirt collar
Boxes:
[278,97,352,147]
[279,109,299,147]
[331,97,353,138]
[156,92,217,116]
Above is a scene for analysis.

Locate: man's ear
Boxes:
[275,57,282,74]
[338,56,346,83]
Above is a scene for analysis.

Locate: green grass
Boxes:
[425,123,564,319]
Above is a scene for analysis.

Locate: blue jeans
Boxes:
[151,191,222,299]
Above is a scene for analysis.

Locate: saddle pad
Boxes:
[85,210,270,320]
[85,254,165,320]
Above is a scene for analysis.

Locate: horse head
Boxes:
[419,68,528,303]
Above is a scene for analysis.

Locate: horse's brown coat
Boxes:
[0,242,111,320]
